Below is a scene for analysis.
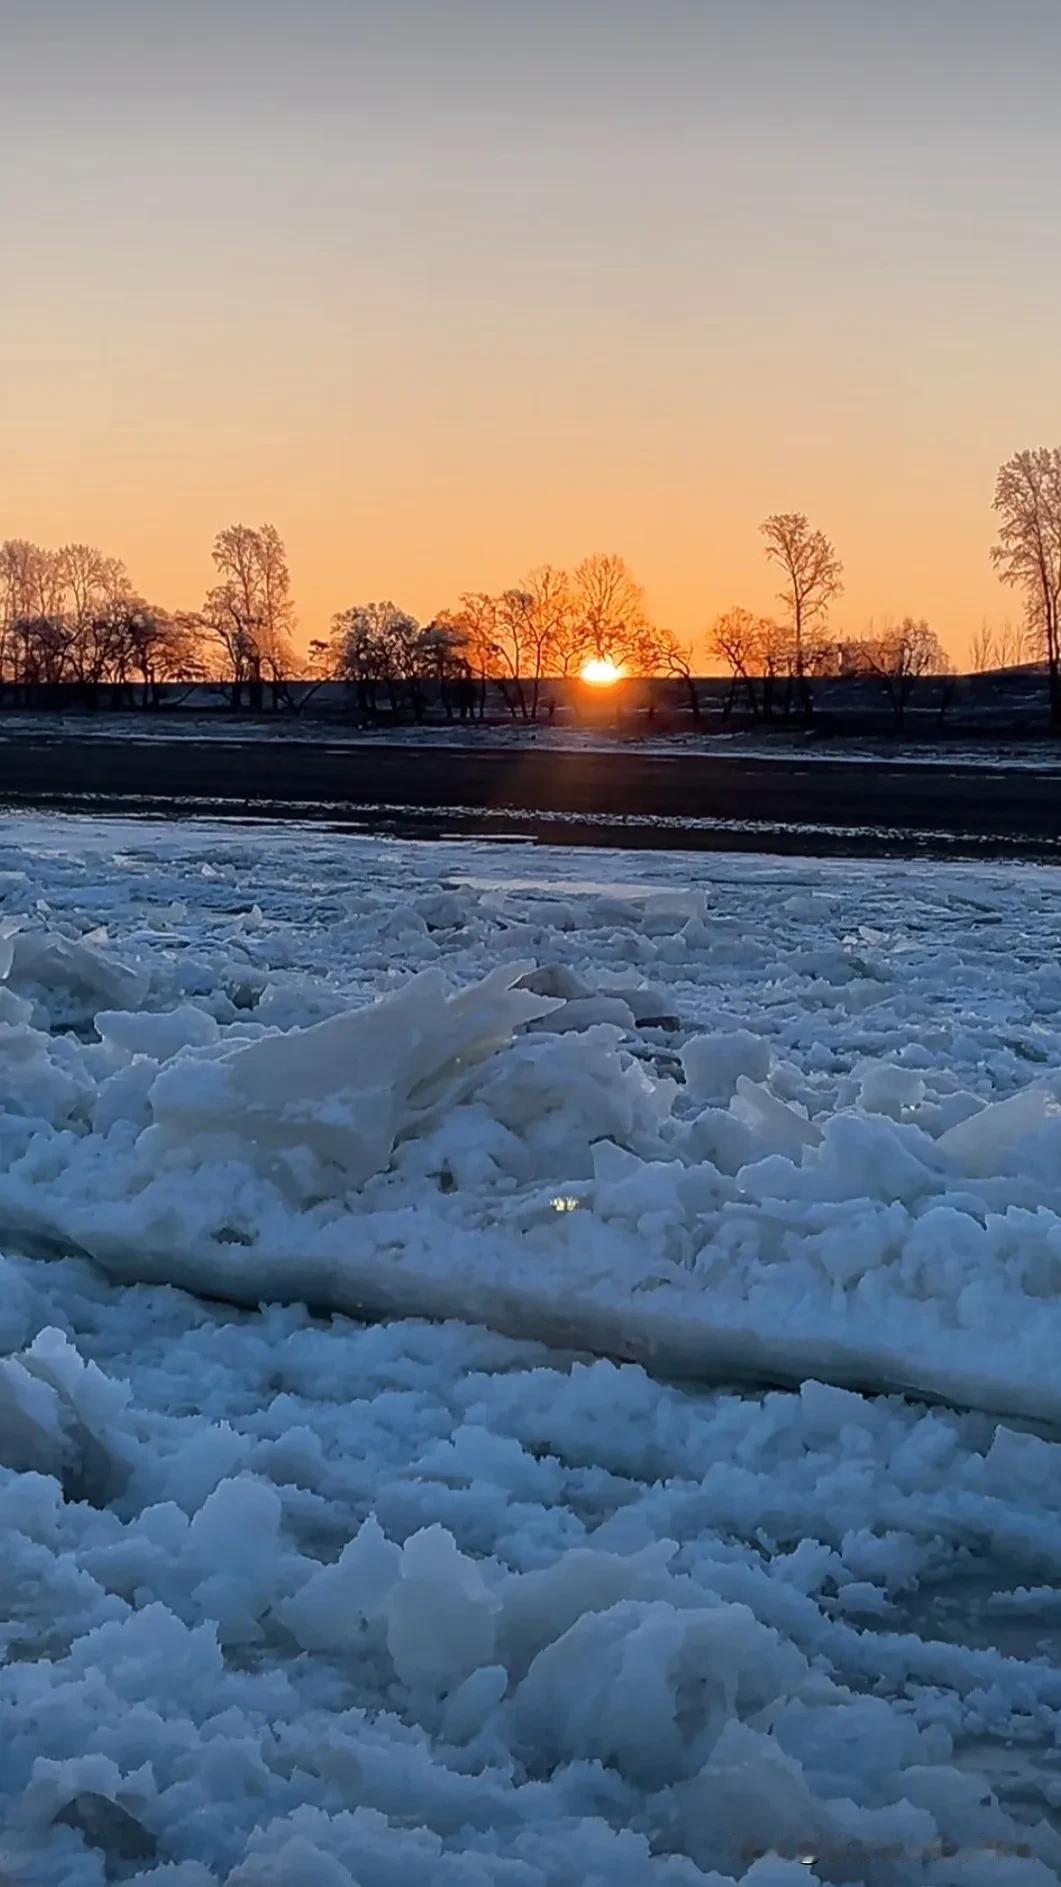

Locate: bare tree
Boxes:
[59,542,126,620]
[56,545,133,696]
[570,553,652,671]
[658,632,701,722]
[847,618,950,728]
[0,538,210,707]
[995,619,1029,669]
[709,608,790,721]
[621,618,670,679]
[9,614,71,694]
[204,523,296,709]
[0,542,69,696]
[445,593,498,718]
[0,541,43,688]
[971,619,1027,674]
[104,602,204,706]
[432,560,659,718]
[970,621,996,674]
[0,542,54,668]
[491,588,536,720]
[0,540,64,624]
[519,565,573,715]
[426,607,480,720]
[760,512,844,721]
[317,609,387,719]
[418,618,474,720]
[325,601,430,719]
[992,448,1061,726]
[754,615,800,720]
[710,607,760,719]
[490,575,587,717]
[0,540,41,629]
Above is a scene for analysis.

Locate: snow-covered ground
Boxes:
[4,815,1061,1883]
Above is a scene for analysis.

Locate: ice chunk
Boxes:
[440,1663,508,1743]
[513,1597,808,1789]
[0,1329,133,1501]
[521,966,678,1029]
[783,890,834,919]
[7,926,147,1014]
[412,890,469,930]
[638,888,708,930]
[156,1420,250,1513]
[185,1475,283,1643]
[599,976,680,1028]
[225,1835,356,1886]
[498,1543,678,1682]
[856,1060,926,1116]
[936,1083,1059,1176]
[96,1004,220,1060]
[682,1029,771,1099]
[0,1257,46,1356]
[386,1525,499,1697]
[535,995,636,1034]
[283,1516,401,1652]
[0,985,31,1026]
[516,963,593,1002]
[54,1793,157,1866]
[148,963,560,1191]
[0,920,17,983]
[0,1354,69,1478]
[732,1075,822,1153]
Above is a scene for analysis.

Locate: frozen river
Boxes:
[3,814,1061,1883]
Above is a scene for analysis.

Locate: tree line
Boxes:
[703,515,953,728]
[2,448,1059,725]
[0,527,295,712]
[0,531,690,719]
[313,556,696,723]
[710,456,1061,728]
[0,518,940,727]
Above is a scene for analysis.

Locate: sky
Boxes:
[1,0,1059,665]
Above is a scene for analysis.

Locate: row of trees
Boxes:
[709,457,1061,729]
[317,521,954,729]
[4,450,1061,723]
[313,555,695,722]
[0,540,192,702]
[709,606,953,728]
[0,516,965,729]
[336,463,1061,730]
[706,515,952,726]
[0,525,298,709]
[0,532,688,717]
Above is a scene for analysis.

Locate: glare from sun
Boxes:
[580,657,623,687]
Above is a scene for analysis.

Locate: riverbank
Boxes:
[0,729,1058,861]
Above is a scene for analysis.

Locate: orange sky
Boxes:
[2,1,1056,668]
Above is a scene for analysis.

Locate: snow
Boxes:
[3,814,1061,1880]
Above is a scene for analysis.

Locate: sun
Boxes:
[580,657,623,687]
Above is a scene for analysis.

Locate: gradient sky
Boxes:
[2,0,1059,663]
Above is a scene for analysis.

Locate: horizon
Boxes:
[4,1,1061,663]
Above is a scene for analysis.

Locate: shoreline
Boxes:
[0,732,1058,861]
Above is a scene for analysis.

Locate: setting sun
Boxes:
[580,657,623,687]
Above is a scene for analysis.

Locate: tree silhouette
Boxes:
[992,448,1061,726]
[204,523,296,710]
[760,513,843,721]
[846,619,950,728]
